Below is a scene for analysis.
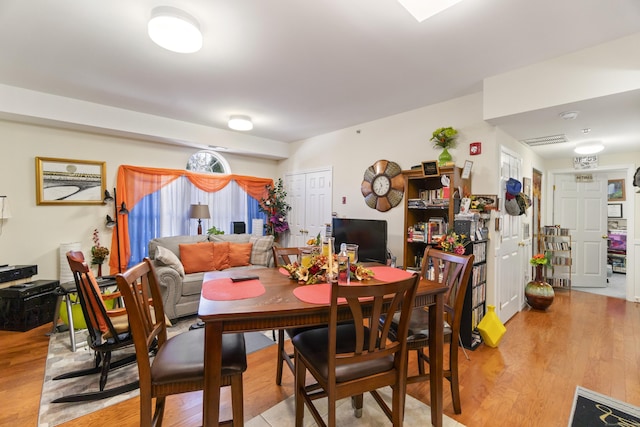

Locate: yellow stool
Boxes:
[477,305,506,348]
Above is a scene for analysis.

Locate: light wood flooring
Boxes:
[1,289,639,427]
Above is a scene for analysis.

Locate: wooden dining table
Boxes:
[198,265,447,427]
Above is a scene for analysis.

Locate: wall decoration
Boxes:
[469,142,482,156]
[361,159,404,212]
[607,179,625,201]
[421,161,439,177]
[607,203,623,218]
[36,157,106,205]
[523,177,532,198]
[461,160,473,179]
[471,194,499,211]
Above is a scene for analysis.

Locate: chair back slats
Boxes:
[329,274,420,372]
[272,247,301,268]
[419,247,474,336]
[66,251,121,344]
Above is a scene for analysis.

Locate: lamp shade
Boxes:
[0,196,11,219]
[190,204,211,219]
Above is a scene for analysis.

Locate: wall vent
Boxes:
[520,134,568,146]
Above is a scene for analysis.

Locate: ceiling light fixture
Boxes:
[148,6,203,53]
[559,110,579,120]
[228,115,253,131]
[574,142,604,155]
[397,0,464,22]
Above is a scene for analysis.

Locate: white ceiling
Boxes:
[1,0,639,159]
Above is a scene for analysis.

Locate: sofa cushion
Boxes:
[155,245,185,278]
[212,242,231,270]
[229,242,252,267]
[209,234,251,244]
[149,235,208,260]
[250,235,275,266]
[179,242,215,274]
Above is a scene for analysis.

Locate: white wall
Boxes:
[0,119,278,281]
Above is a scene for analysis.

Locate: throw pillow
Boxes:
[179,242,215,274]
[249,235,275,266]
[155,246,185,278]
[212,242,231,271]
[229,242,252,267]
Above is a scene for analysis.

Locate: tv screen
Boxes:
[331,218,388,264]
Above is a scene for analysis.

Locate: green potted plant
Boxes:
[431,126,458,166]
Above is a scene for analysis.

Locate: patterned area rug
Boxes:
[246,386,465,427]
[568,386,640,426]
[38,316,275,427]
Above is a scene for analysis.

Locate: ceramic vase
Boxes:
[525,265,554,310]
[438,147,452,166]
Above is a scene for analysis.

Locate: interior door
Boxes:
[497,148,523,322]
[553,173,607,287]
[285,169,332,247]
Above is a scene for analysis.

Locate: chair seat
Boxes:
[152,328,247,385]
[386,308,452,345]
[292,324,393,383]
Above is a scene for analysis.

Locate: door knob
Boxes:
[602,235,608,239]
[518,242,525,247]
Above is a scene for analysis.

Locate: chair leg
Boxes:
[294,350,305,427]
[153,396,166,427]
[231,373,244,425]
[450,340,462,414]
[99,351,112,391]
[351,394,363,418]
[276,329,285,385]
[416,348,426,375]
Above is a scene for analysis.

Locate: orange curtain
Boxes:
[109,165,272,273]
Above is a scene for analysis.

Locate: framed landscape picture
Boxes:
[607,179,625,201]
[35,157,106,205]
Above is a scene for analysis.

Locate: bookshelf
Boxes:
[460,239,488,350]
[541,226,572,289]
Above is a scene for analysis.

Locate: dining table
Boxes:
[198,265,447,427]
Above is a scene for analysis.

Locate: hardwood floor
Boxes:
[2,289,639,427]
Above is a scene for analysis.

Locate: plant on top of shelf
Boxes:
[438,230,469,255]
[430,126,458,149]
[207,226,225,235]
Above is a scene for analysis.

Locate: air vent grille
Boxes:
[520,134,568,146]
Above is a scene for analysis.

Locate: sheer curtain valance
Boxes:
[109,165,272,274]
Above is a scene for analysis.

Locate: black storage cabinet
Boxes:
[0,280,59,331]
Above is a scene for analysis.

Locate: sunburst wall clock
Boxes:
[361,160,404,212]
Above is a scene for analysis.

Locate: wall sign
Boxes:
[573,155,598,169]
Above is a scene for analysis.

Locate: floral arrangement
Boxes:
[431,126,458,149]
[306,232,321,246]
[438,230,469,255]
[258,178,291,238]
[91,229,109,265]
[530,253,549,266]
[283,253,375,285]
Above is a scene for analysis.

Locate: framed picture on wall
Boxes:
[607,203,623,218]
[607,179,625,201]
[35,157,106,205]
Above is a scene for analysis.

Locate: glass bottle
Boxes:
[337,243,350,284]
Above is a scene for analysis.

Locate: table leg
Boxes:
[203,321,223,427]
[429,293,444,427]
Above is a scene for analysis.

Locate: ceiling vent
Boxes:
[520,134,568,147]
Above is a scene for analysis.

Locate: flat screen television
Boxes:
[332,218,388,264]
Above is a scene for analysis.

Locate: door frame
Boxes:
[547,164,635,301]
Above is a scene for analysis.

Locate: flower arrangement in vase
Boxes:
[438,230,469,255]
[282,253,374,285]
[91,229,109,278]
[258,178,291,240]
[431,126,458,166]
[525,253,554,310]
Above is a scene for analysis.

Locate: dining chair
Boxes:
[383,247,474,414]
[272,246,315,384]
[292,273,420,427]
[52,250,138,403]
[115,257,247,427]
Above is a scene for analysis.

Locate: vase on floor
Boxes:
[525,265,554,310]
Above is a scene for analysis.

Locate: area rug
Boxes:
[246,386,465,427]
[568,386,640,426]
[38,317,275,427]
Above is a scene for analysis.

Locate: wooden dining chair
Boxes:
[292,273,420,427]
[52,250,139,403]
[115,258,247,427]
[383,247,474,414]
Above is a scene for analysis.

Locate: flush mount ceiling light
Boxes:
[559,110,579,120]
[574,142,604,155]
[397,0,464,22]
[228,115,253,131]
[148,6,203,53]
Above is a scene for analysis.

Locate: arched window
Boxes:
[186,150,230,174]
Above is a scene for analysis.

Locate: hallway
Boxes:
[573,272,627,299]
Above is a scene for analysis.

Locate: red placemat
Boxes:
[202,277,265,301]
[278,267,290,276]
[369,266,415,282]
[293,284,344,305]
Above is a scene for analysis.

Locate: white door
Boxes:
[553,173,608,287]
[285,169,332,247]
[497,148,523,322]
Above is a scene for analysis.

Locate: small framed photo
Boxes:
[461,160,473,179]
[607,203,623,218]
[36,157,106,205]
[472,194,499,211]
[607,179,625,201]
[421,161,439,177]
[523,177,532,198]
